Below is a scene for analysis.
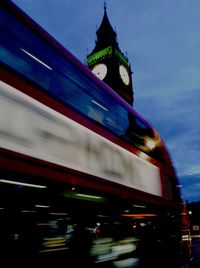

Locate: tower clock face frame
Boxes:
[92,63,107,80]
[119,65,130,85]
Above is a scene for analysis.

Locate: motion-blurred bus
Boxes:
[0,0,191,267]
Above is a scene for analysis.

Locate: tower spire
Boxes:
[104,0,106,11]
[92,5,118,53]
[86,4,134,105]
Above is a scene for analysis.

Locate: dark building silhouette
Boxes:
[86,4,134,105]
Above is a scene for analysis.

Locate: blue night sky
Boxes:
[12,0,200,203]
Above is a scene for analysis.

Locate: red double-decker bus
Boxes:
[0,1,191,267]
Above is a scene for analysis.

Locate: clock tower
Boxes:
[86,5,134,105]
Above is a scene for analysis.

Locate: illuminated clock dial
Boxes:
[119,65,130,85]
[92,63,107,80]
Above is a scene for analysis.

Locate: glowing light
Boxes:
[182,235,191,241]
[92,100,108,111]
[0,179,47,189]
[21,48,52,70]
[121,213,157,219]
[132,204,147,208]
[35,204,50,208]
[146,139,156,150]
[113,258,139,267]
[75,193,103,200]
[21,210,36,213]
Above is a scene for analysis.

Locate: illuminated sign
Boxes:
[0,82,162,196]
[114,49,129,66]
[87,46,129,67]
[87,46,113,65]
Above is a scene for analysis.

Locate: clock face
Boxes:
[119,65,130,85]
[92,63,107,80]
